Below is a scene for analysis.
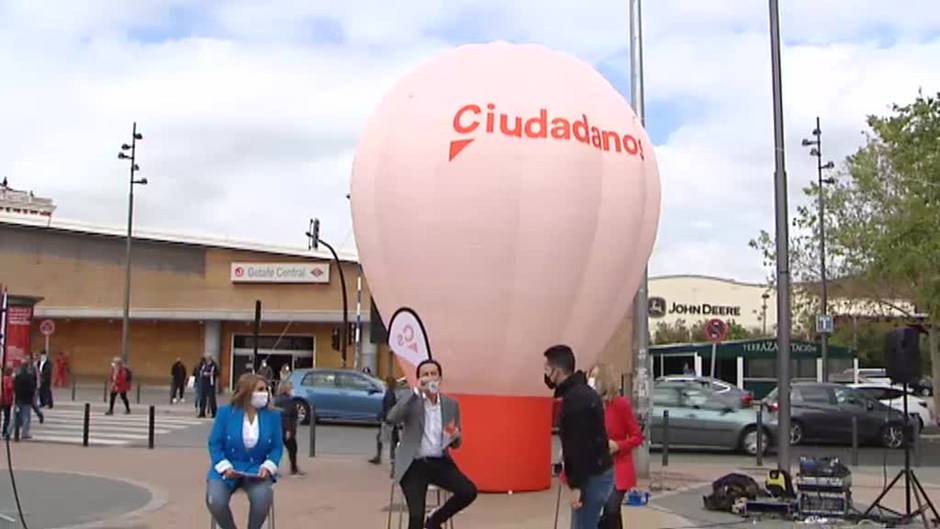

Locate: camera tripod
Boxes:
[863,383,940,527]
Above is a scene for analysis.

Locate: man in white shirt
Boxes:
[386,359,477,529]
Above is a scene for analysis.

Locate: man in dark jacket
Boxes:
[197,353,219,418]
[170,358,187,404]
[13,361,38,441]
[543,344,613,529]
[37,351,53,408]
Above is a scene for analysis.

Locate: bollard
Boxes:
[914,418,922,468]
[71,377,77,401]
[756,408,764,467]
[662,410,669,467]
[82,403,90,447]
[136,382,142,404]
[308,405,317,458]
[851,416,859,467]
[148,405,155,449]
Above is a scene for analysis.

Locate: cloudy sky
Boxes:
[2,1,938,282]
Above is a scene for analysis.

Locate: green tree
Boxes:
[751,92,940,407]
[653,319,762,344]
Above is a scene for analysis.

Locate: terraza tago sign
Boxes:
[230,262,330,284]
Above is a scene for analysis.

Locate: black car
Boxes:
[764,382,906,448]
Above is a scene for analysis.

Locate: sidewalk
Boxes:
[6,443,692,528]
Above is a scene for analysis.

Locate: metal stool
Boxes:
[209,484,276,529]
[387,481,455,529]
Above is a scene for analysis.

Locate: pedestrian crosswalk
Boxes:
[27,406,206,447]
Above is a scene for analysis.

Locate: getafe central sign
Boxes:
[230,262,330,284]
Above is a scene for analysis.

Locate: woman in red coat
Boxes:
[107,357,132,415]
[589,363,643,529]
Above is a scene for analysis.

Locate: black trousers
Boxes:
[1,406,9,437]
[39,383,53,408]
[109,392,130,413]
[400,457,477,529]
[199,384,217,417]
[599,488,627,529]
[284,434,298,472]
[170,381,185,401]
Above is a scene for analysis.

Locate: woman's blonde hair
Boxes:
[589,363,621,402]
[231,373,268,409]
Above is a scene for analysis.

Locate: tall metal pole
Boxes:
[769,0,792,472]
[120,122,139,364]
[815,116,830,382]
[318,239,349,368]
[628,0,652,480]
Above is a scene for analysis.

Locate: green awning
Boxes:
[651,338,854,359]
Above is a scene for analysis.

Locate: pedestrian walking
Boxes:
[543,345,613,529]
[589,363,643,529]
[106,357,132,415]
[171,357,187,404]
[198,353,220,418]
[37,350,53,408]
[278,363,291,393]
[53,351,67,387]
[13,361,39,441]
[192,358,204,410]
[369,375,398,465]
[205,373,282,529]
[2,367,14,439]
[274,381,303,475]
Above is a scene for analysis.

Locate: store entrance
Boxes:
[230,334,315,390]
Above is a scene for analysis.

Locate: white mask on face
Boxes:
[587,377,597,390]
[251,391,269,409]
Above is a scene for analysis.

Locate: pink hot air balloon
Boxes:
[351,42,660,492]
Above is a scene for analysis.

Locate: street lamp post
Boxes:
[768,0,793,472]
[802,116,836,382]
[306,218,350,368]
[117,122,146,364]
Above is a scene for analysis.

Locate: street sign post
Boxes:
[816,314,833,334]
[704,318,728,379]
[39,319,55,353]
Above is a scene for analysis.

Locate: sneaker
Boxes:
[180,398,185,403]
[21,434,32,441]
[171,398,177,404]
[368,456,381,465]
[105,411,114,416]
[38,414,44,424]
[125,409,131,415]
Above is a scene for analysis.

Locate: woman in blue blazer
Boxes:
[206,373,284,529]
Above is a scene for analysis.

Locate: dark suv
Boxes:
[764,382,906,448]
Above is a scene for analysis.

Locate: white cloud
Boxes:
[0,0,938,280]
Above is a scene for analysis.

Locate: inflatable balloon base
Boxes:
[449,394,553,493]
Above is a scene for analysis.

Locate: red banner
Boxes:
[4,305,32,367]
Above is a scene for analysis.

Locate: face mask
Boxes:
[587,377,597,390]
[251,391,269,409]
[427,381,440,394]
[543,372,556,390]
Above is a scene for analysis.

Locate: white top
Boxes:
[243,414,259,449]
[417,391,444,458]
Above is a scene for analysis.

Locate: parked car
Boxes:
[649,382,774,456]
[850,383,934,429]
[286,368,386,425]
[840,367,892,386]
[655,375,754,408]
[764,382,906,448]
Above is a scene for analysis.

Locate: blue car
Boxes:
[286,368,387,425]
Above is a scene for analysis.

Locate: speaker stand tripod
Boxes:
[863,383,940,527]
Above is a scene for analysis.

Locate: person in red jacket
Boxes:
[1,367,13,439]
[589,363,644,529]
[106,357,132,415]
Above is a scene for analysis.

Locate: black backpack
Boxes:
[703,473,763,512]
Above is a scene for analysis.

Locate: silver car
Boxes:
[650,382,775,455]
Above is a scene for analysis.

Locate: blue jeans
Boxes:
[13,404,32,439]
[206,478,273,529]
[570,469,614,529]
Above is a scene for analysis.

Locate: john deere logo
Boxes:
[649,297,667,318]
